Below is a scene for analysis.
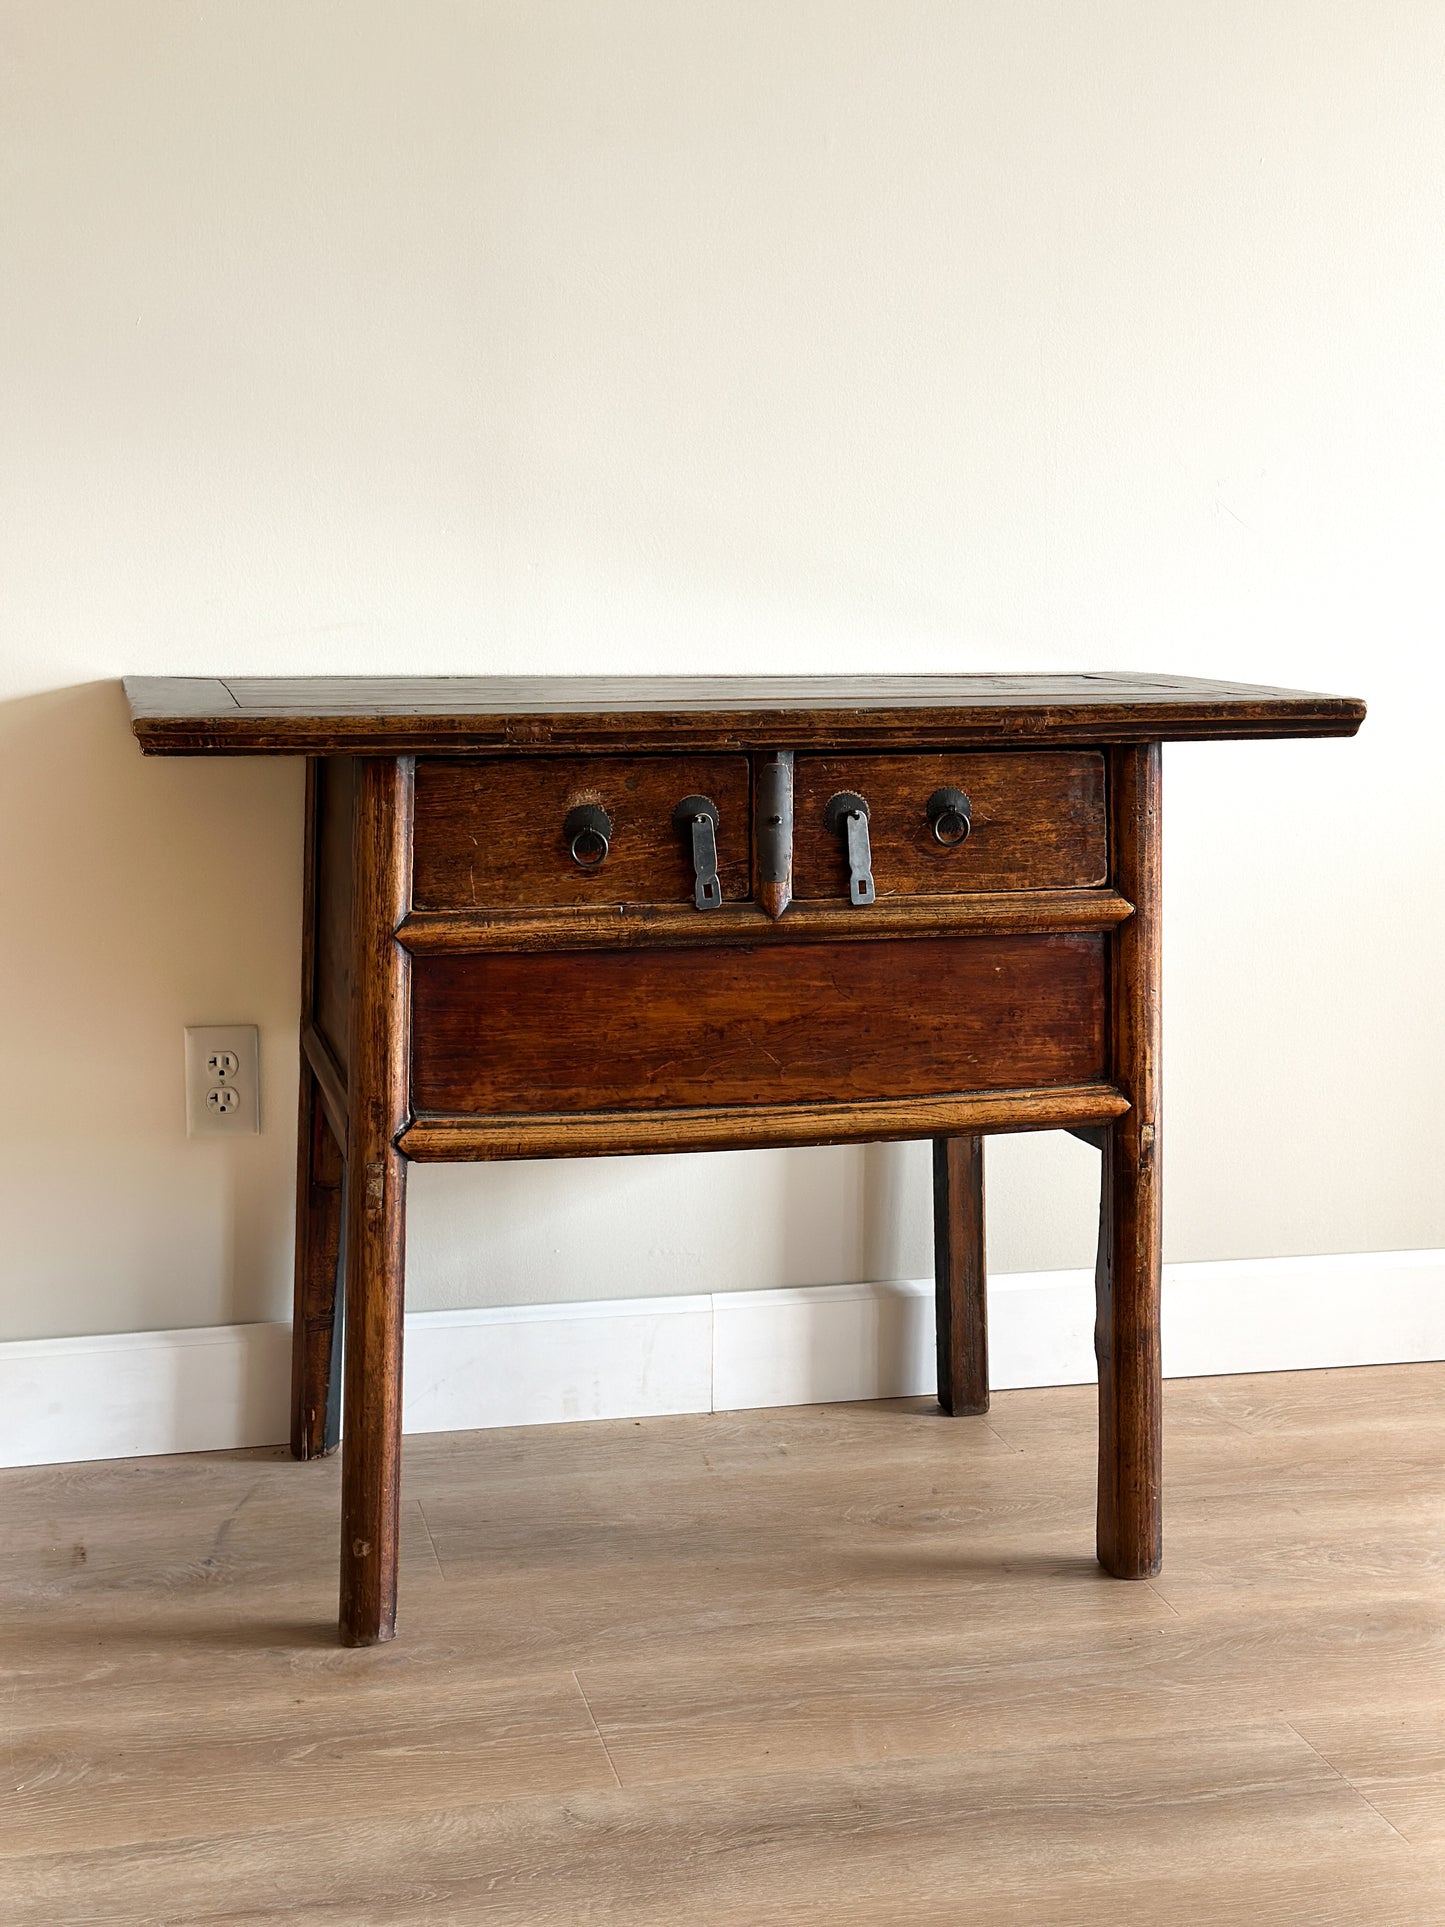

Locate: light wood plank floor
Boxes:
[4,1364,1445,1923]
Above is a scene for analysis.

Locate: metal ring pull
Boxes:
[563,803,612,868]
[927,788,973,847]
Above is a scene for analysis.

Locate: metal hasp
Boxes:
[674,794,723,910]
[927,787,973,847]
[756,752,794,920]
[825,790,876,905]
[563,803,612,868]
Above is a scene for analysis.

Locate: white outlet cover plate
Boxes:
[185,1026,260,1137]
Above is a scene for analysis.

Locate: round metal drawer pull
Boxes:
[563,803,612,868]
[927,788,973,847]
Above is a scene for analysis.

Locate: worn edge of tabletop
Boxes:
[124,674,1367,754]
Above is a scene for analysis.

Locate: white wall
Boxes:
[1,1,1441,1346]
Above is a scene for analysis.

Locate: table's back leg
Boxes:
[933,1134,988,1415]
[290,756,346,1461]
[338,756,413,1647]
[290,1068,345,1459]
[1095,742,1163,1579]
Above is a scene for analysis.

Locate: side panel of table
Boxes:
[290,757,352,1461]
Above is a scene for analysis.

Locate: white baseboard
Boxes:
[0,1322,295,1470]
[2,1249,1442,1469]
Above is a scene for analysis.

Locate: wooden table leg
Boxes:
[1095,742,1163,1579]
[933,1135,987,1415]
[291,757,345,1461]
[290,1068,345,1459]
[339,757,412,1647]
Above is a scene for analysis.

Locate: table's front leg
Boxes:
[1095,742,1163,1579]
[339,756,413,1646]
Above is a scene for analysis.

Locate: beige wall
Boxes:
[1,1,1440,1344]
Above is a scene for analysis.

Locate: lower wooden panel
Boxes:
[399,1082,1128,1160]
[410,933,1107,1116]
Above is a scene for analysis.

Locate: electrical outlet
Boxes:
[185,1026,260,1137]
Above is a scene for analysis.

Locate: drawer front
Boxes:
[412,933,1106,1114]
[792,751,1107,899]
[413,755,752,910]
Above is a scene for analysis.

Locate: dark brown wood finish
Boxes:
[339,757,413,1647]
[290,760,345,1462]
[314,757,357,1072]
[412,754,752,909]
[411,934,1107,1117]
[794,752,1106,898]
[126,673,1366,756]
[301,1023,348,1150]
[397,889,1134,954]
[1095,743,1164,1580]
[290,1084,345,1460]
[124,671,1362,1646]
[401,1083,1130,1162]
[933,1136,988,1416]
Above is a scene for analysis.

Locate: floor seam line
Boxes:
[573,1670,624,1789]
[414,1497,446,1580]
[1284,1720,1412,1844]
[1144,1578,1183,1619]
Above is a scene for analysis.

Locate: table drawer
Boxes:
[792,751,1107,899]
[412,755,752,910]
[411,933,1107,1115]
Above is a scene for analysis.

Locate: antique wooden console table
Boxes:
[126,673,1364,1645]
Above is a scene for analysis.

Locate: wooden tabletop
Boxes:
[125,673,1365,755]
